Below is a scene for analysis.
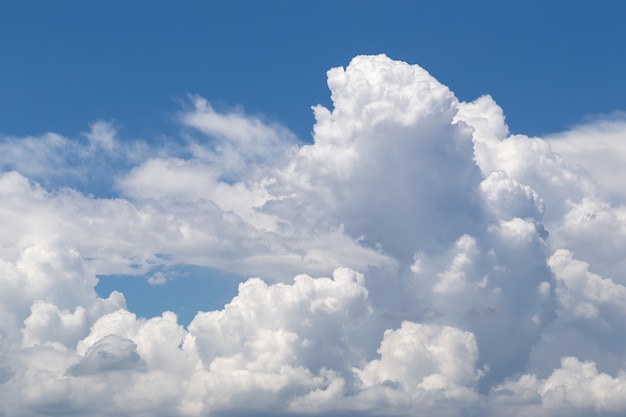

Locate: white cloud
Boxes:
[0,121,158,194]
[354,321,483,399]
[147,271,168,285]
[491,357,626,417]
[270,54,483,263]
[550,249,626,321]
[0,132,81,180]
[547,113,626,204]
[67,334,146,376]
[480,170,544,221]
[1,54,626,416]
[181,96,297,177]
[84,120,118,153]
[522,250,626,376]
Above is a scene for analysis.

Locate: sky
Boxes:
[1,1,626,416]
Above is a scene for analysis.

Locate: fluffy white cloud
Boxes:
[351,321,483,413]
[1,54,626,416]
[491,357,626,417]
[547,114,626,204]
[278,55,483,260]
[67,334,146,376]
[550,249,626,321]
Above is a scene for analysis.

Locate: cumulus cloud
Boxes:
[281,55,484,260]
[491,357,626,417]
[1,54,626,416]
[547,113,626,203]
[67,334,146,376]
[348,321,483,415]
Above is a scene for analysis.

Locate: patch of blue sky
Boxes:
[96,264,242,326]
[1,1,625,143]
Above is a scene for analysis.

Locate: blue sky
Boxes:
[2,2,626,416]
[2,1,625,141]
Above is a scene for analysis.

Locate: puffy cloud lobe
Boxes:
[0,240,125,360]
[480,170,544,222]
[550,249,626,321]
[290,321,485,417]
[355,322,482,404]
[187,268,370,385]
[551,197,626,281]
[522,250,626,376]
[22,303,89,350]
[408,224,554,390]
[271,55,484,262]
[456,95,595,223]
[459,93,626,287]
[1,54,626,417]
[67,334,146,376]
[491,357,626,417]
[462,99,626,290]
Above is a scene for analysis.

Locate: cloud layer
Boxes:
[1,54,626,416]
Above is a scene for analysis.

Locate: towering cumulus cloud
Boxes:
[1,55,625,416]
